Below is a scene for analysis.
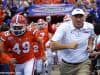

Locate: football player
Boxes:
[89,23,100,75]
[34,18,50,75]
[0,14,38,75]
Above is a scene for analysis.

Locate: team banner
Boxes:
[27,4,74,16]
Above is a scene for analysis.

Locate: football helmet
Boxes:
[10,14,27,36]
[46,15,51,23]
[37,18,46,29]
[63,14,71,22]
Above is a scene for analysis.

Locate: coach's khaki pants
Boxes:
[60,59,91,75]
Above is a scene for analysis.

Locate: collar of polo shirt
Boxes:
[70,21,89,31]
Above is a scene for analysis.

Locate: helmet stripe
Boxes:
[16,15,19,24]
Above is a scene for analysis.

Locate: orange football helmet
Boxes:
[10,14,27,36]
[63,14,71,22]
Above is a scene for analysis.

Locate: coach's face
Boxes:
[71,14,85,29]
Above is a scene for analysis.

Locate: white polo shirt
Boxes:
[51,21,95,63]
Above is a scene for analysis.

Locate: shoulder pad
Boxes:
[3,31,11,36]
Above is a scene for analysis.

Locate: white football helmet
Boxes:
[10,14,27,36]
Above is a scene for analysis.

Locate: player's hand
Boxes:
[9,58,16,64]
[37,37,43,43]
[42,55,47,62]
[90,51,98,56]
[89,51,98,60]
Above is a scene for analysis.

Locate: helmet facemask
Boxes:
[38,23,45,29]
[10,24,26,36]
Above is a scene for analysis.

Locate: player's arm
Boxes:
[0,40,5,53]
[0,53,16,64]
[0,40,16,64]
[0,40,11,64]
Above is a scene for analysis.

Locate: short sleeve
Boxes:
[51,23,66,41]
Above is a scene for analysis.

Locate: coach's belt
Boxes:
[62,59,81,65]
